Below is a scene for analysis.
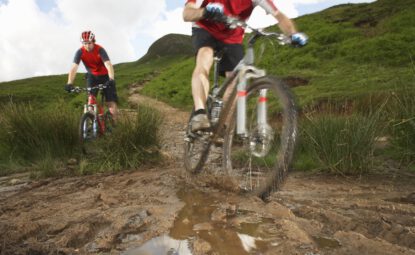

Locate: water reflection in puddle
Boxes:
[123,188,269,254]
[122,235,191,255]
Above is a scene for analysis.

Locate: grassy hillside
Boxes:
[1,0,413,110]
[0,34,193,110]
[141,0,415,109]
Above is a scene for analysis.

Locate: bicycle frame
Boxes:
[74,84,109,136]
[84,92,106,135]
[210,33,271,140]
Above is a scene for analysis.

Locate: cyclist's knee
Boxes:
[193,67,210,82]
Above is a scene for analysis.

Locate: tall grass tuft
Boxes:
[388,89,415,165]
[0,101,79,166]
[299,111,383,175]
[92,104,164,172]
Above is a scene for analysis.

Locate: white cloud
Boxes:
[143,7,192,40]
[0,0,167,82]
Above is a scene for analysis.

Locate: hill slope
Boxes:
[141,0,415,109]
[0,0,413,110]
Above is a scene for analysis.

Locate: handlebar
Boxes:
[70,84,107,93]
[220,16,292,46]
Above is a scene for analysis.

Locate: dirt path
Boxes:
[0,91,414,255]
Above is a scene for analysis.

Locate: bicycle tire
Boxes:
[183,109,212,174]
[222,76,297,200]
[79,112,97,155]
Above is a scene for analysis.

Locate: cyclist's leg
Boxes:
[102,77,118,121]
[220,43,244,103]
[191,28,217,112]
[218,43,244,134]
[87,73,99,98]
[193,47,213,110]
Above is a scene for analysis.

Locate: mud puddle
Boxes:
[124,188,282,254]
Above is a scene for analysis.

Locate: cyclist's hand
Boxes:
[203,3,225,21]
[64,83,74,92]
[105,79,115,88]
[291,32,308,47]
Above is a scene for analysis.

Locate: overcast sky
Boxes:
[0,0,375,82]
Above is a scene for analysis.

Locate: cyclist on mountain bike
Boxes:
[65,31,118,120]
[183,0,308,132]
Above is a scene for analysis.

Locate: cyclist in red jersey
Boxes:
[183,0,308,132]
[65,31,118,120]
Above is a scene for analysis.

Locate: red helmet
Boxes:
[80,31,95,43]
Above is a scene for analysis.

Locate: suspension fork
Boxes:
[236,67,266,137]
[97,91,106,134]
[257,89,268,127]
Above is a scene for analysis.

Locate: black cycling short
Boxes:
[192,27,244,76]
[86,73,118,103]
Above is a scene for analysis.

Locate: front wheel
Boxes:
[79,112,97,155]
[183,110,212,174]
[222,76,298,200]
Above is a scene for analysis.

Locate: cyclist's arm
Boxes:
[104,61,115,80]
[67,63,79,84]
[254,0,297,35]
[273,11,297,35]
[183,2,204,22]
[99,47,114,80]
[68,49,82,84]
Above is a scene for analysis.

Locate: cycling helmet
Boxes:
[80,31,95,43]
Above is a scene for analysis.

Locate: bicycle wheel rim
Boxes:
[223,76,297,199]
[79,112,97,155]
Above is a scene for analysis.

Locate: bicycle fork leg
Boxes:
[237,78,248,136]
[257,89,268,127]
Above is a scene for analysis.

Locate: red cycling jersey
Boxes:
[73,44,110,76]
[186,0,278,44]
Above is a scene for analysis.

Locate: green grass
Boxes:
[296,111,383,175]
[87,104,164,173]
[386,87,415,165]
[0,101,164,177]
[0,101,79,165]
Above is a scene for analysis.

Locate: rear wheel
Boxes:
[222,76,297,199]
[79,112,97,155]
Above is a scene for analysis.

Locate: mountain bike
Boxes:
[70,84,114,154]
[183,17,298,200]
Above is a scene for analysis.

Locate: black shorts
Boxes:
[192,27,244,76]
[86,74,118,103]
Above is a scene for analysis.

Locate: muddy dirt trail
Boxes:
[0,92,414,255]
